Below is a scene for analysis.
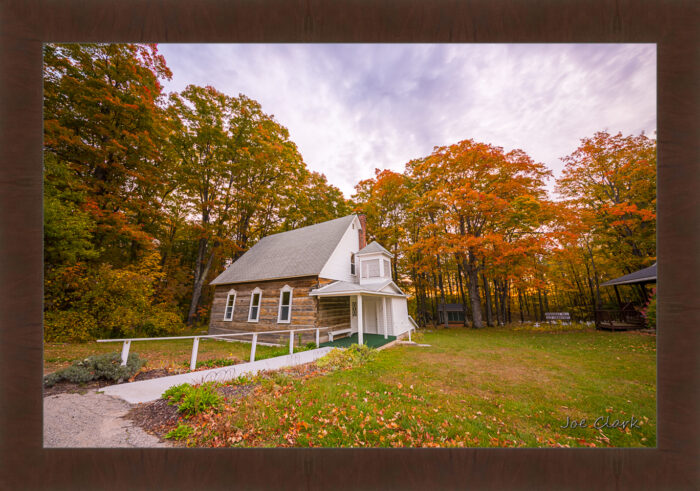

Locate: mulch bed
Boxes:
[126,398,183,440]
[43,379,116,397]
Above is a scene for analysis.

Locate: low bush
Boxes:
[165,424,194,440]
[44,352,144,387]
[163,382,222,417]
[316,344,375,370]
[642,290,656,329]
[44,310,98,343]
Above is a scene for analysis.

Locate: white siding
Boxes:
[390,297,411,336]
[318,216,362,282]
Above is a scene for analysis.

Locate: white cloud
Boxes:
[158,43,656,197]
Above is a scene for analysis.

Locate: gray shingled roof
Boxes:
[210,215,357,285]
[601,263,657,286]
[309,280,405,296]
[357,240,393,257]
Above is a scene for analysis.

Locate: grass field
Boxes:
[174,325,656,448]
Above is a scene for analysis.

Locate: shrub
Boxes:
[162,382,222,417]
[163,383,192,404]
[138,308,185,337]
[165,424,194,441]
[44,352,144,387]
[316,344,375,370]
[642,290,656,329]
[44,310,97,343]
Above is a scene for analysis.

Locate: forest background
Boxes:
[43,44,656,341]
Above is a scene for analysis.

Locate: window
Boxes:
[350,253,356,275]
[248,288,262,322]
[383,259,391,278]
[362,259,380,278]
[223,289,236,321]
[351,300,358,317]
[277,285,293,323]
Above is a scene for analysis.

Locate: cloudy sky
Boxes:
[158,44,656,197]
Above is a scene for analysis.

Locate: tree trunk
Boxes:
[463,255,483,329]
[518,288,525,323]
[506,281,512,324]
[456,261,469,327]
[187,238,215,326]
[436,255,449,329]
[482,273,494,327]
[493,279,501,326]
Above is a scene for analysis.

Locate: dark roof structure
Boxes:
[601,263,657,287]
[210,215,357,285]
[437,303,465,312]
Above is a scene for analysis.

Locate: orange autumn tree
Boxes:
[556,131,656,303]
[409,140,552,328]
[556,131,656,272]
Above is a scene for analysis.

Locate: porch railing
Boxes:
[97,326,336,369]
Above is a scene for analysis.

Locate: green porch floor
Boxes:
[320,333,396,349]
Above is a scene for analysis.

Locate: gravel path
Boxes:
[43,390,172,448]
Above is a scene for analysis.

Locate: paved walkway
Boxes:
[100,346,335,404]
[44,391,171,448]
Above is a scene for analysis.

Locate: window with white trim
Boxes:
[350,253,356,275]
[362,259,380,278]
[248,287,262,322]
[223,289,236,321]
[277,285,293,323]
[383,259,391,278]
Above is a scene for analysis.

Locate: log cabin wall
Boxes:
[209,276,319,344]
[317,297,351,332]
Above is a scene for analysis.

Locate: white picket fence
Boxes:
[97,326,336,370]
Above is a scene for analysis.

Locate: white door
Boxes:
[362,297,378,334]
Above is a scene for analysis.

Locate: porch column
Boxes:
[357,294,364,345]
[383,297,389,339]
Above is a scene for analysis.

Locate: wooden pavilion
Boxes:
[595,263,656,331]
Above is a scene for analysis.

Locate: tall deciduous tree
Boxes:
[168,85,309,325]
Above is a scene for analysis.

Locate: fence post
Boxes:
[120,340,131,366]
[250,333,258,362]
[189,337,200,371]
[289,330,294,354]
[315,328,320,348]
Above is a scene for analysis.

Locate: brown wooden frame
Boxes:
[1,1,698,489]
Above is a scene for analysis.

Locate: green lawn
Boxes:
[178,325,656,448]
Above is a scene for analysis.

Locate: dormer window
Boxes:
[384,259,391,278]
[362,259,380,278]
[248,287,262,322]
[350,253,356,275]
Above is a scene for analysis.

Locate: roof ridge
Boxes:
[259,214,356,239]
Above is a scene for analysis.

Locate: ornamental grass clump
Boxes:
[163,382,222,417]
[44,352,144,387]
[316,344,375,371]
